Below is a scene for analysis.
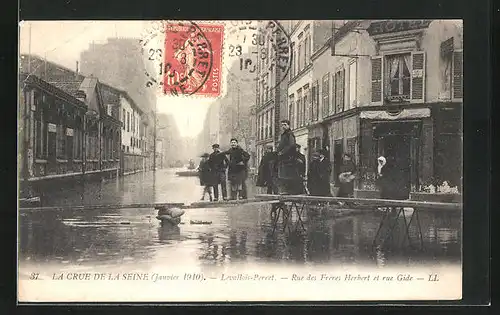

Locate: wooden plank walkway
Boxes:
[18,194,461,212]
[255,194,462,211]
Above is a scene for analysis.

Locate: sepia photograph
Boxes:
[18,19,463,302]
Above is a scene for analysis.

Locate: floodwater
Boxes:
[18,169,462,274]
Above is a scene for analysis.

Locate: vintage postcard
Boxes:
[18,19,463,302]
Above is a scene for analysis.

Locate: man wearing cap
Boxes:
[208,143,229,201]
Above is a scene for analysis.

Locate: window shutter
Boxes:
[452,49,463,101]
[331,73,336,114]
[371,56,383,105]
[410,51,426,103]
[340,68,345,112]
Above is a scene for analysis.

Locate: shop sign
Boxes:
[367,20,432,36]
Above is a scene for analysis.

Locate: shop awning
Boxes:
[360,108,431,120]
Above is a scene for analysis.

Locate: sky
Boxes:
[18,20,215,138]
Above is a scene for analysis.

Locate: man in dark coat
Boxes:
[198,153,216,201]
[276,120,298,194]
[208,143,229,201]
[307,149,332,196]
[294,144,307,194]
[256,145,279,194]
[223,138,250,200]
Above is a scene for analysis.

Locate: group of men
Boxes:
[198,119,357,202]
[198,138,250,201]
[256,119,357,198]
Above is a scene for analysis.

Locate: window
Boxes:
[122,109,126,130]
[127,112,130,132]
[288,94,295,129]
[298,41,303,72]
[56,124,66,159]
[265,35,270,66]
[261,113,265,139]
[386,53,411,99]
[334,68,345,113]
[296,89,302,127]
[269,108,274,138]
[311,81,320,122]
[348,61,357,109]
[34,95,47,159]
[303,35,309,66]
[322,74,330,117]
[73,120,82,160]
[132,113,135,134]
[372,52,426,105]
[290,42,296,79]
[107,104,113,116]
[439,41,463,101]
[440,48,452,100]
[303,85,309,125]
[257,114,261,140]
[265,111,269,139]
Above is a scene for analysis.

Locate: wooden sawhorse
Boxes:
[270,200,307,234]
[372,207,425,251]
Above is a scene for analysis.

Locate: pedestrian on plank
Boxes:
[337,153,357,198]
[208,143,229,201]
[307,149,332,197]
[223,138,250,200]
[256,145,279,194]
[276,120,298,195]
[198,153,216,201]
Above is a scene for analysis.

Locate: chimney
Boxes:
[75,61,79,78]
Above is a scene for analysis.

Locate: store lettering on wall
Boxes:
[367,20,432,36]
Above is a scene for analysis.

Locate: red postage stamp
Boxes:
[162,21,224,98]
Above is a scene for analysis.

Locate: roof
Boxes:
[48,79,85,96]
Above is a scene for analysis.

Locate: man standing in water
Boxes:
[276,120,297,195]
[208,144,229,201]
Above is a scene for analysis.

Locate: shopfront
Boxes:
[358,108,433,197]
[328,115,358,185]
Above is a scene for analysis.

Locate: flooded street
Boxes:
[19,169,462,275]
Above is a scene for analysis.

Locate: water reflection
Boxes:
[19,170,461,271]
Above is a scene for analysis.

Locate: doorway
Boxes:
[382,135,411,199]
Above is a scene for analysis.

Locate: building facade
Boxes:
[252,20,463,198]
[310,19,463,197]
[254,21,291,165]
[19,72,122,197]
[119,93,149,174]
